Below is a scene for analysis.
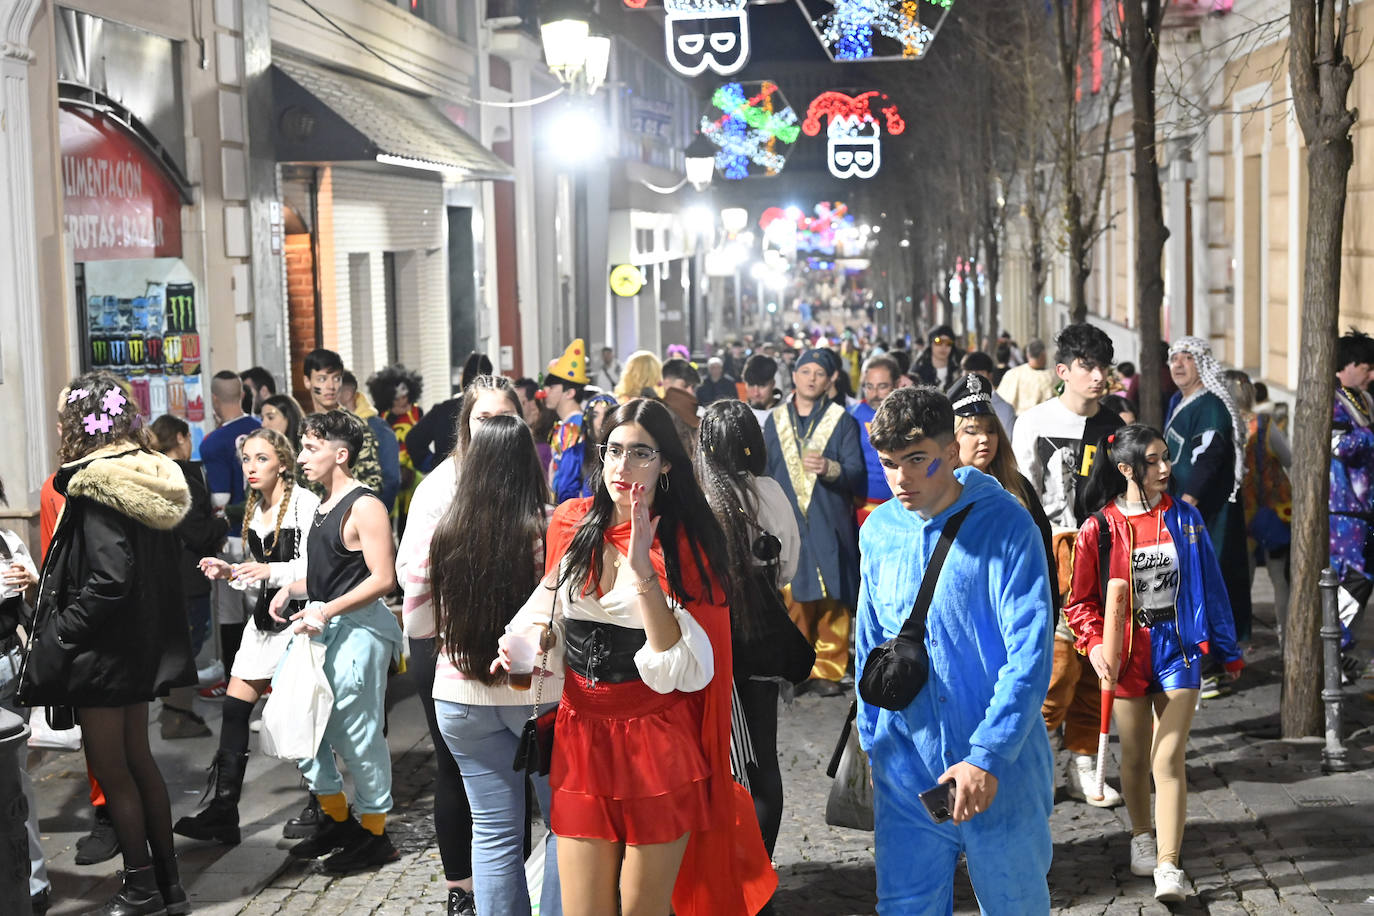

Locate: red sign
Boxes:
[59,106,183,261]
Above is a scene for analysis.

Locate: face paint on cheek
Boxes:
[925,458,941,479]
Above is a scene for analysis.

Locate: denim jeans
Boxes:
[435,700,561,916]
[1,643,50,897]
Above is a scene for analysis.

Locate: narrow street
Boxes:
[25,572,1374,915]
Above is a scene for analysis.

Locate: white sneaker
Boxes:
[1153,863,1189,903]
[1065,754,1124,807]
[197,658,225,687]
[1130,834,1157,877]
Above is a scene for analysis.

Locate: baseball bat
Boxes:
[1096,577,1129,797]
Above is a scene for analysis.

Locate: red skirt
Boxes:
[550,672,712,845]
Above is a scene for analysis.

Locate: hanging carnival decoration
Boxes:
[621,0,786,78]
[802,91,904,180]
[793,0,954,62]
[698,81,801,180]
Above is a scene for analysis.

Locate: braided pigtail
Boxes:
[269,473,295,553]
[241,488,261,542]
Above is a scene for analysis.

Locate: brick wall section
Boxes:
[285,233,316,407]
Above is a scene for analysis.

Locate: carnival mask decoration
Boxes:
[664,0,752,76]
[802,91,905,180]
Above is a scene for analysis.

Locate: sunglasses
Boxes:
[932,336,953,346]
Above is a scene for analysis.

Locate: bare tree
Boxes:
[1116,0,1168,428]
[1051,0,1126,324]
[1283,0,1359,738]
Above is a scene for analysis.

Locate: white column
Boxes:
[0,0,50,494]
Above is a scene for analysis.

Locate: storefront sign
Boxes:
[60,106,184,261]
[610,264,646,297]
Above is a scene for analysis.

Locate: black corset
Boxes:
[563,618,648,686]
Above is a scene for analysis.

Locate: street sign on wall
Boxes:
[60,105,184,261]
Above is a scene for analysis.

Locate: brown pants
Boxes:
[784,585,850,682]
[1041,636,1102,756]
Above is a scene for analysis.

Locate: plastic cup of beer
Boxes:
[506,629,539,690]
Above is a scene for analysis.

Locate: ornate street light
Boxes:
[540,0,610,95]
[684,133,717,191]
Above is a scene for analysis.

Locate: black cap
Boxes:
[949,373,994,417]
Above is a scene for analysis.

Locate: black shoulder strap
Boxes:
[895,504,975,643]
[1093,510,1111,604]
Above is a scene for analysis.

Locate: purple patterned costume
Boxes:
[1331,387,1374,646]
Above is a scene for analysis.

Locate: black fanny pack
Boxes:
[564,618,648,686]
[858,505,972,711]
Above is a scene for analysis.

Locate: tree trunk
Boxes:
[1282,0,1357,738]
[1122,0,1168,429]
[1283,137,1352,737]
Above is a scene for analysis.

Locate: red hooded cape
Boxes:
[545,498,777,915]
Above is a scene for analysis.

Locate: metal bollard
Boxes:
[0,707,33,915]
[1320,567,1353,774]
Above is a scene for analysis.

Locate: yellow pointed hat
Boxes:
[546,338,589,386]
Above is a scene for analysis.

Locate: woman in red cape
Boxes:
[505,399,775,916]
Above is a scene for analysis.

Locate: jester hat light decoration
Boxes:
[622,0,785,78]
[802,91,905,180]
[699,81,801,180]
[794,0,954,62]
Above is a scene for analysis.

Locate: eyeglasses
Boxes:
[598,443,662,467]
[932,336,953,347]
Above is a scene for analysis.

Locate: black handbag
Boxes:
[858,505,971,711]
[512,599,558,777]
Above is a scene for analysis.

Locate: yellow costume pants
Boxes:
[784,584,850,682]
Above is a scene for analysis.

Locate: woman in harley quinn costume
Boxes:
[1066,424,1243,905]
[496,399,776,916]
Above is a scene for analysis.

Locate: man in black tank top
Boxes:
[267,411,404,874]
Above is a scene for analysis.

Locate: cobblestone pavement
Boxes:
[34,574,1374,914]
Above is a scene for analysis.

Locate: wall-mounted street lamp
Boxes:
[540,0,611,95]
[684,133,717,191]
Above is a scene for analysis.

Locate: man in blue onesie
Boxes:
[857,387,1055,914]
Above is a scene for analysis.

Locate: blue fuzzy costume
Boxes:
[857,467,1055,915]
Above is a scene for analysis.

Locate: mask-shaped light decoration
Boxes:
[794,0,953,62]
[802,91,905,180]
[663,0,751,76]
[699,81,801,180]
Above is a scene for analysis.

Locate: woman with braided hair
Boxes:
[1165,337,1251,694]
[175,427,320,845]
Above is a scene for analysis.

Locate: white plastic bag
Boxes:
[259,633,333,761]
[28,706,81,751]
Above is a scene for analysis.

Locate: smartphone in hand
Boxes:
[919,781,955,824]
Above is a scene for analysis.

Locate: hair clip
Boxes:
[743,447,751,456]
[67,388,90,403]
[101,389,127,416]
[83,412,113,435]
[1107,434,1116,444]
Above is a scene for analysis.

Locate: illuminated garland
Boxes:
[802,91,904,180]
[797,0,953,62]
[699,81,801,179]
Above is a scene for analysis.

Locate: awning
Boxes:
[272,55,513,181]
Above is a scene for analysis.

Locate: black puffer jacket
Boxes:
[22,445,196,707]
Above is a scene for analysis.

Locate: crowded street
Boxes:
[19,576,1374,915]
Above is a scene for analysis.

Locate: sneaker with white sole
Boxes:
[1153,863,1188,903]
[1065,754,1124,807]
[1129,834,1157,877]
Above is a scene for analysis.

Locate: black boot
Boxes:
[282,794,325,840]
[75,805,121,866]
[321,828,400,874]
[174,749,247,845]
[288,813,366,859]
[152,855,189,916]
[82,864,166,916]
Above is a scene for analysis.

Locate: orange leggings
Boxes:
[89,768,105,807]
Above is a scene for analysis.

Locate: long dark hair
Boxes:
[261,394,305,448]
[430,415,548,683]
[453,375,522,459]
[1082,423,1167,516]
[557,398,729,606]
[696,400,770,642]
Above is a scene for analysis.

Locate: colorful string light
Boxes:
[797,0,953,62]
[699,81,801,179]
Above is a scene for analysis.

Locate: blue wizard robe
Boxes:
[763,398,867,608]
[856,467,1055,914]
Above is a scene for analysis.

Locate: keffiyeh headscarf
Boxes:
[1169,336,1245,502]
